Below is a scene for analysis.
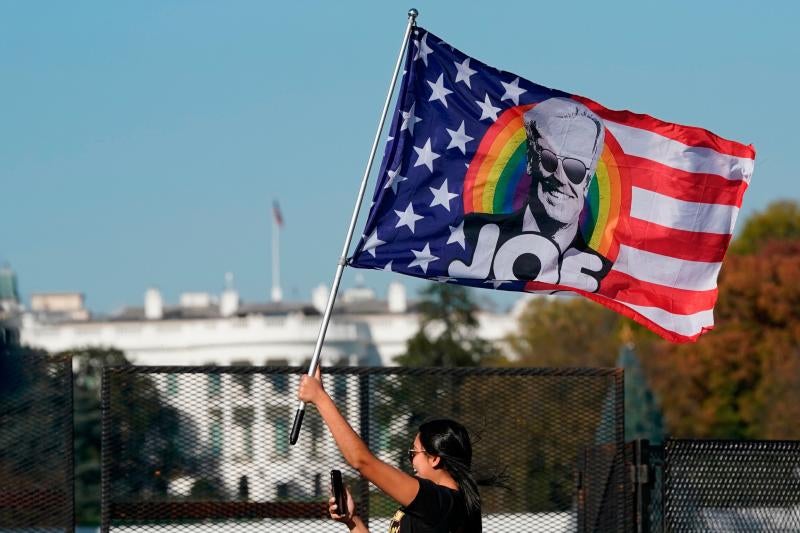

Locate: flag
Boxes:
[349,26,755,343]
[273,200,284,228]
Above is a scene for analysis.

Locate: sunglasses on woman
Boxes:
[408,448,427,464]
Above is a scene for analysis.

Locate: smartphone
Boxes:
[330,469,347,515]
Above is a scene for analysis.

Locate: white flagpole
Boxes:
[290,8,419,444]
[271,206,282,302]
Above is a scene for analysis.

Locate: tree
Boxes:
[71,347,129,524]
[646,240,800,439]
[68,347,219,524]
[506,295,658,367]
[395,283,501,367]
[729,199,800,255]
[617,343,665,444]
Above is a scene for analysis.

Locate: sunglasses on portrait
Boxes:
[536,146,590,185]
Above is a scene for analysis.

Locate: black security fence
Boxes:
[631,439,800,533]
[0,349,74,531]
[101,366,627,532]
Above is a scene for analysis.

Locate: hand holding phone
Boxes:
[330,469,348,516]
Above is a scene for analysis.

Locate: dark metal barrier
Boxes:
[631,439,800,533]
[0,349,74,531]
[101,366,626,532]
[663,439,800,532]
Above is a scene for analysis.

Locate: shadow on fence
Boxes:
[0,348,74,530]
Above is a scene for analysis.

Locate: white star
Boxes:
[400,103,422,135]
[414,33,433,66]
[429,179,459,211]
[413,138,440,172]
[434,276,454,283]
[500,77,527,105]
[383,261,393,272]
[394,202,424,233]
[446,121,474,155]
[485,279,511,289]
[447,220,465,249]
[387,135,394,143]
[427,74,453,108]
[476,93,501,121]
[383,167,407,194]
[409,243,438,274]
[362,229,385,258]
[454,57,477,89]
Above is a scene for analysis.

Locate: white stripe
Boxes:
[630,187,739,235]
[605,121,754,183]
[613,244,721,291]
[624,303,714,337]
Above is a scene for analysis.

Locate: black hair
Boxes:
[417,418,482,531]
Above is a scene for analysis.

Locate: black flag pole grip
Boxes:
[290,405,305,445]
[289,9,418,446]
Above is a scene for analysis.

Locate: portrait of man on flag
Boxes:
[452,97,611,293]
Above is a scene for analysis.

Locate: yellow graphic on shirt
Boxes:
[388,508,405,533]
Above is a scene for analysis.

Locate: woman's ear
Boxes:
[429,454,442,469]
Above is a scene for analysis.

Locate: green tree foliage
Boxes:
[729,199,800,255]
[395,283,501,367]
[0,346,73,526]
[68,347,220,524]
[71,347,129,524]
[507,296,657,367]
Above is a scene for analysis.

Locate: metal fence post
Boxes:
[358,373,371,525]
[100,366,111,533]
[630,439,653,533]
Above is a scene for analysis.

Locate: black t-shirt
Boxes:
[387,477,475,533]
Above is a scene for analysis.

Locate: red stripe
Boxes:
[618,218,732,263]
[572,95,756,160]
[523,281,709,343]
[583,291,709,343]
[626,155,749,207]
[598,270,719,316]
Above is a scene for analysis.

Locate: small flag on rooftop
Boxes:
[272,200,284,228]
[349,26,755,343]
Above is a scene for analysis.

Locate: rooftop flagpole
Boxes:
[290,8,419,445]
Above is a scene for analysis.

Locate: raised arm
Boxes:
[298,369,420,507]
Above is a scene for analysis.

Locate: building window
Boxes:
[232,361,253,394]
[208,374,222,397]
[269,359,289,393]
[334,375,348,416]
[166,374,179,396]
[209,409,223,457]
[314,473,322,498]
[273,417,289,457]
[234,407,255,461]
[276,482,289,500]
[270,374,288,393]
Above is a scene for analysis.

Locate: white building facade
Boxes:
[19,280,530,503]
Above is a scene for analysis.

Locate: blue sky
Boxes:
[1,1,797,313]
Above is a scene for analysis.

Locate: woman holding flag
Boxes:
[298,367,483,532]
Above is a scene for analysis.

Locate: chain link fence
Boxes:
[0,349,74,531]
[660,439,800,532]
[101,366,626,532]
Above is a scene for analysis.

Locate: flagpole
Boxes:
[290,8,419,445]
[272,206,282,302]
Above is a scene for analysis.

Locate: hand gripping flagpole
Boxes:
[290,8,419,445]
